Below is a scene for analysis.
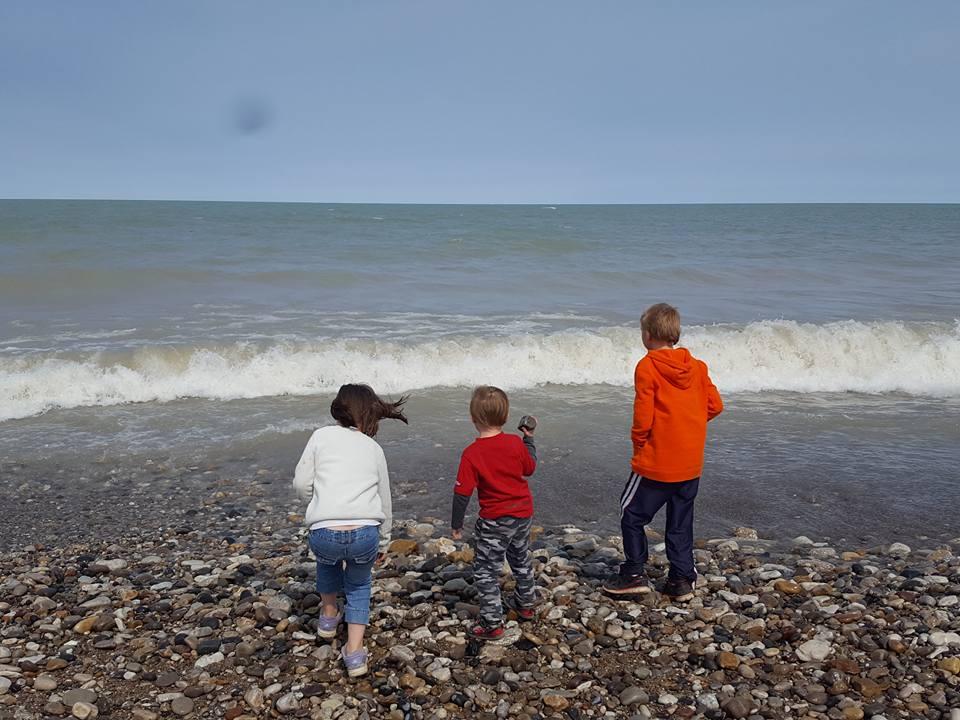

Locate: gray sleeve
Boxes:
[451,493,470,530]
[523,435,537,465]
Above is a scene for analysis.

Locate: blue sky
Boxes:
[2,2,958,203]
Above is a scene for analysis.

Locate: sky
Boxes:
[1,1,958,204]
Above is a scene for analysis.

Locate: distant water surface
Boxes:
[1,201,957,544]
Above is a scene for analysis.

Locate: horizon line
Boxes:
[2,198,959,207]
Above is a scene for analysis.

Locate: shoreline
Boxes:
[2,484,958,720]
[2,450,956,556]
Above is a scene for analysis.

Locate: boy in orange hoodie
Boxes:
[603,303,723,600]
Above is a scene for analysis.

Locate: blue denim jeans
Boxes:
[308,525,379,625]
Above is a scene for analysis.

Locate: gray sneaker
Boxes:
[341,647,368,677]
[316,612,343,639]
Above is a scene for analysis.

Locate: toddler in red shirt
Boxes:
[451,386,538,641]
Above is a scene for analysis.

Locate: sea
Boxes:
[1,201,958,544]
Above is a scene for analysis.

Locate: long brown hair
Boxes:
[330,384,408,437]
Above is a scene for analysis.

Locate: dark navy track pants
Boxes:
[619,473,700,581]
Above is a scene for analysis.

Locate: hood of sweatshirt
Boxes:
[647,347,695,389]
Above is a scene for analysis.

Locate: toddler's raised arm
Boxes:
[451,453,477,532]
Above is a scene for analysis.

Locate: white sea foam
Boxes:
[1,320,957,420]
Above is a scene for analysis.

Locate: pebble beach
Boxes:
[2,469,959,720]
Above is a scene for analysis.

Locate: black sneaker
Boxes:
[602,573,651,595]
[661,576,695,601]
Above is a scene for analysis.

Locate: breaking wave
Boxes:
[1,320,958,420]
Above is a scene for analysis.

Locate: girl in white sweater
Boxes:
[293,384,407,677]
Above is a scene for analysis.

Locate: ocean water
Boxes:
[1,201,958,543]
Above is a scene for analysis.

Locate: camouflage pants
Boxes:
[474,516,537,625]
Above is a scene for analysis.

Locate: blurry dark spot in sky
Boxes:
[232,98,272,135]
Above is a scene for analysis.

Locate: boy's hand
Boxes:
[451,528,463,540]
[518,414,537,437]
[375,552,387,567]
[520,415,537,437]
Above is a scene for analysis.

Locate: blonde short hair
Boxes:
[470,385,509,428]
[641,303,681,344]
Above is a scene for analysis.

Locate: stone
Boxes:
[196,637,221,655]
[619,686,649,706]
[658,693,678,705]
[97,558,128,572]
[80,595,113,609]
[34,674,58,691]
[155,671,179,688]
[72,615,100,634]
[132,710,159,720]
[929,631,960,647]
[442,578,469,593]
[718,651,740,669]
[275,693,299,714]
[389,645,417,664]
[774,579,803,595]
[733,527,758,539]
[542,694,569,711]
[266,595,293,613]
[851,677,883,699]
[409,522,436,538]
[410,626,432,641]
[566,538,598,558]
[936,657,960,675]
[71,703,99,720]
[696,606,725,622]
[194,651,224,668]
[481,668,501,685]
[33,596,58,612]
[796,638,832,662]
[430,666,452,682]
[389,539,419,555]
[697,693,720,712]
[63,690,98,707]
[886,542,911,557]
[886,636,908,653]
[244,687,265,710]
[400,673,426,691]
[0,677,12,694]
[722,696,754,719]
[171,697,194,716]
[449,547,475,563]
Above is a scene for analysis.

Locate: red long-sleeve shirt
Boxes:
[454,433,536,521]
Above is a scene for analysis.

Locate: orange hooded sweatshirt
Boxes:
[631,347,723,482]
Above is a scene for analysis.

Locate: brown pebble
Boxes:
[718,651,740,669]
[542,694,569,710]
